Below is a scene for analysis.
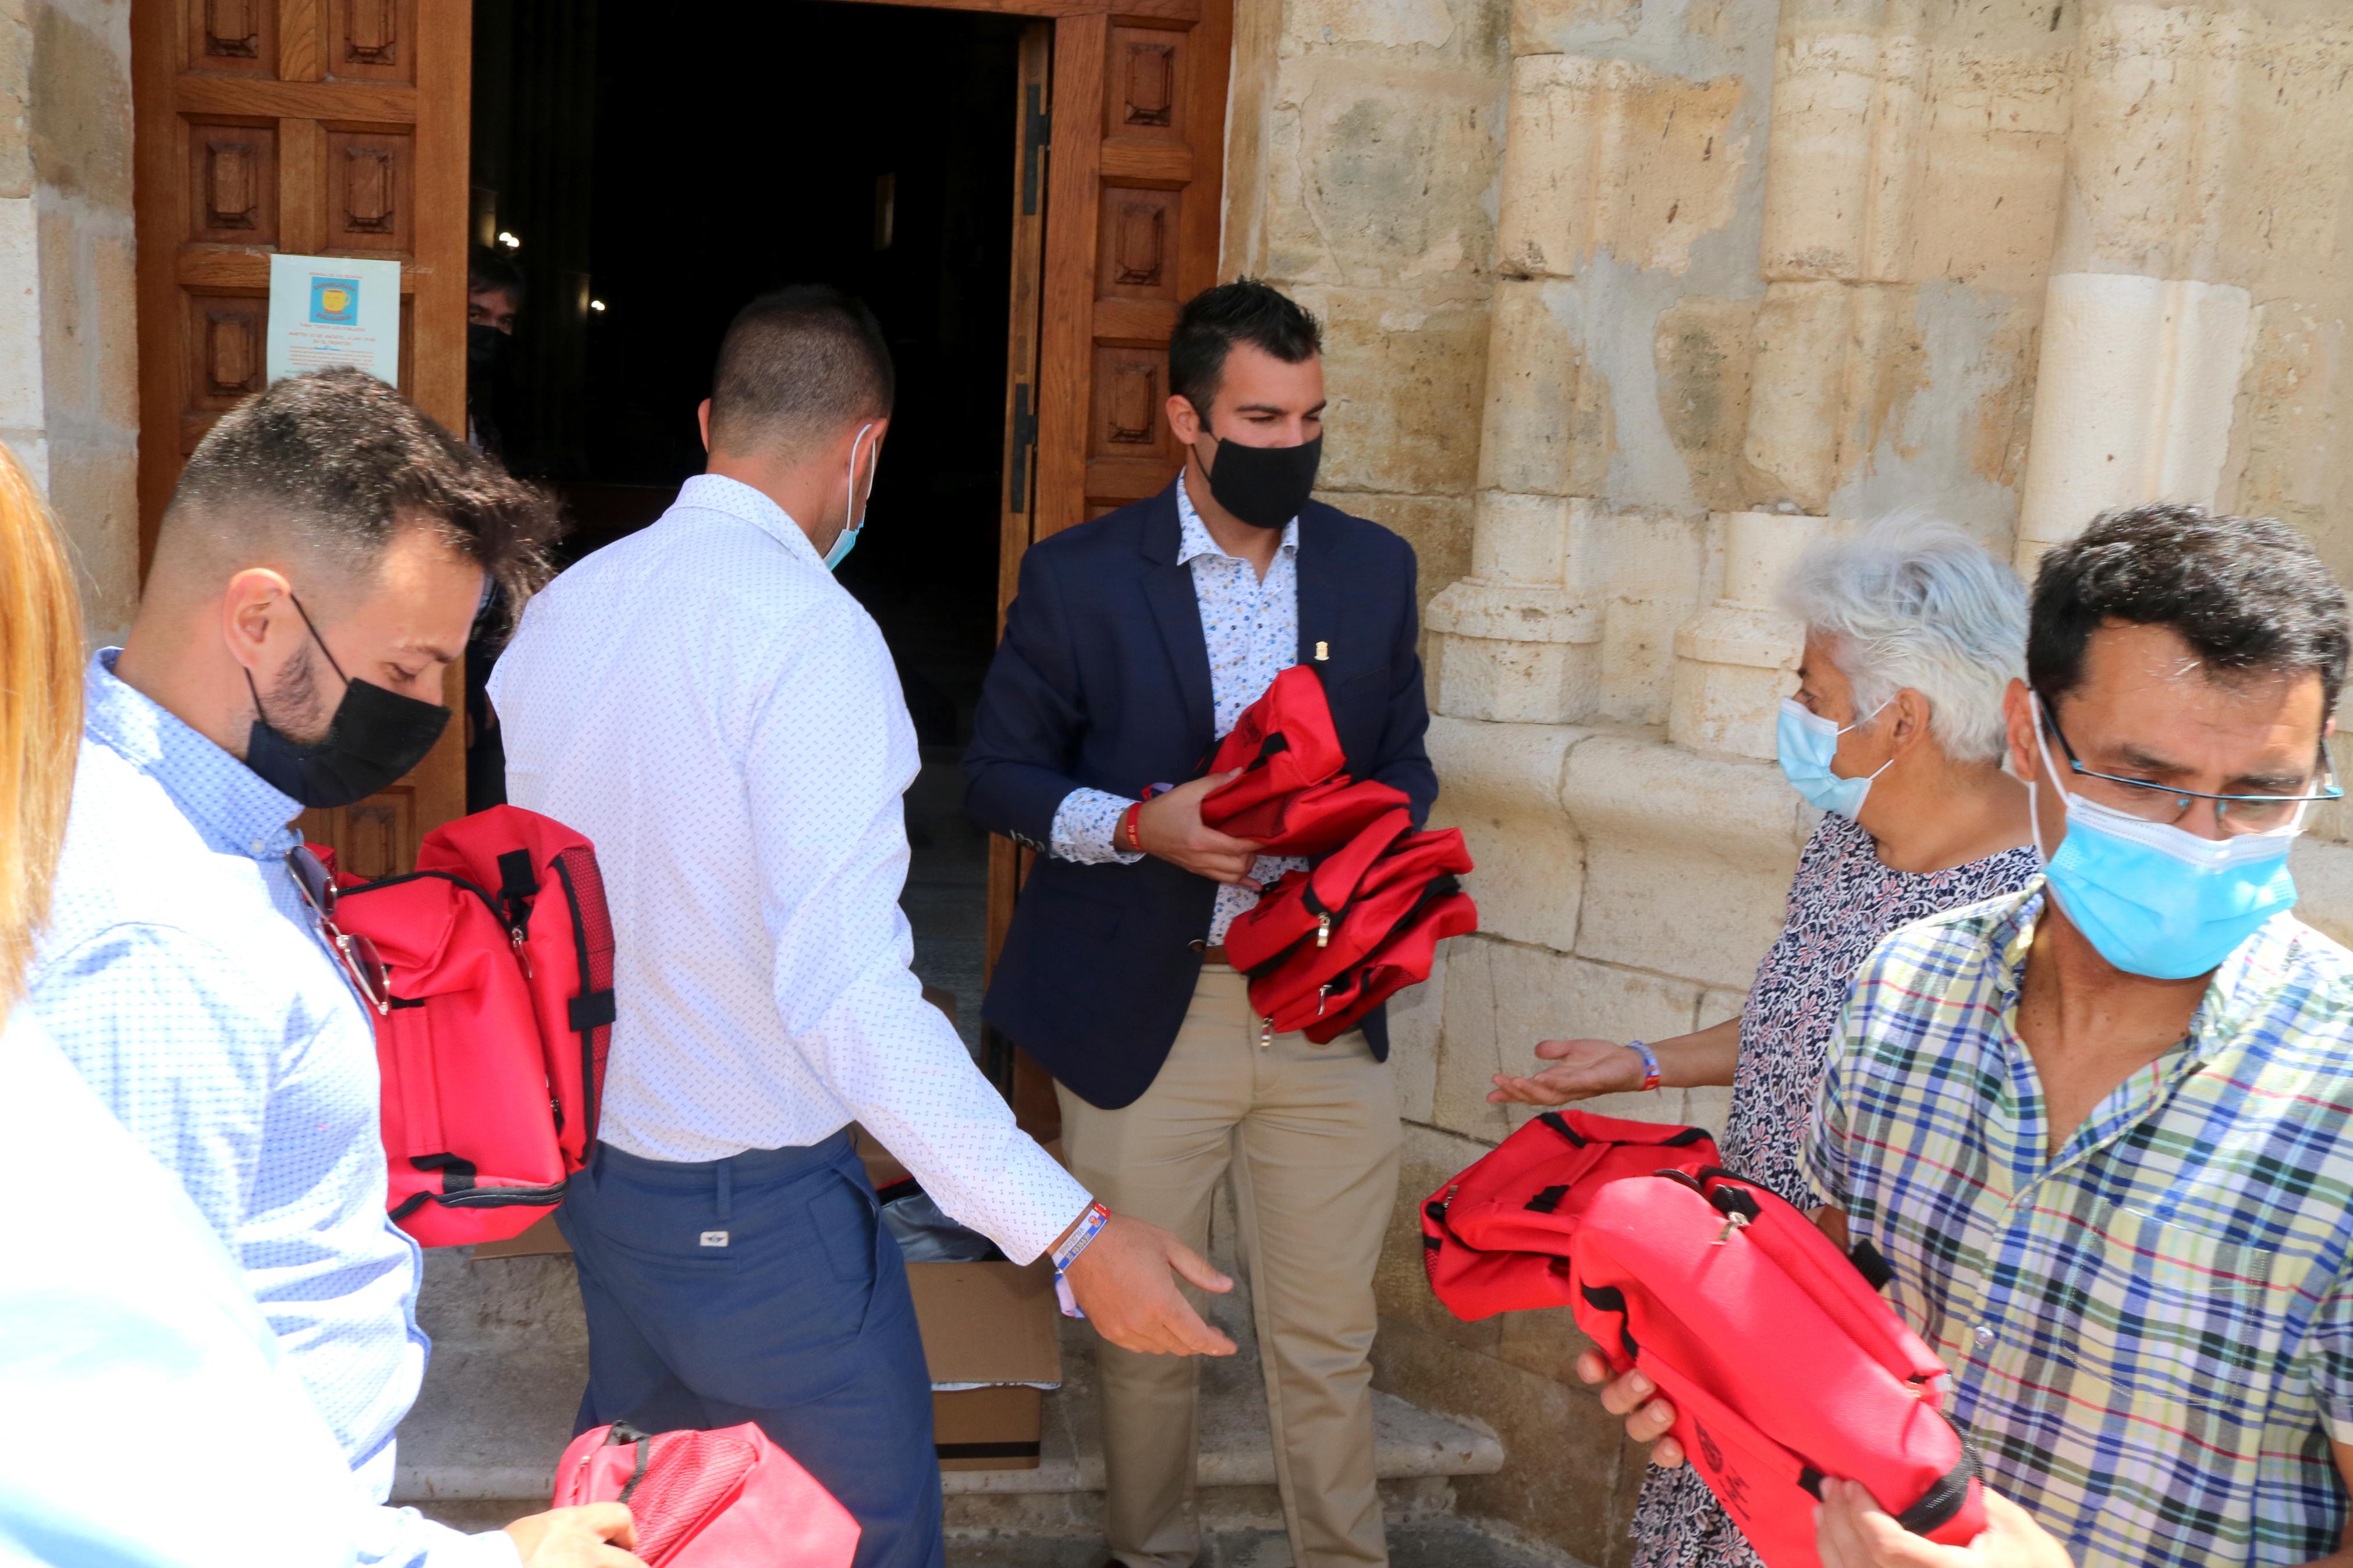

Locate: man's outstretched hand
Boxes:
[1135,771,1265,887]
[1064,1211,1238,1357]
[1816,1479,2071,1568]
[503,1504,645,1568]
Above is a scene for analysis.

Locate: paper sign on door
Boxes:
[267,253,402,387]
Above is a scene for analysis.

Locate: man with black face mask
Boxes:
[27,369,647,1568]
[966,280,1438,1568]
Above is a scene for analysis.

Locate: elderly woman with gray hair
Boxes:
[1489,517,2040,1568]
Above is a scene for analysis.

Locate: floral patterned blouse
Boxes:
[1630,809,2041,1568]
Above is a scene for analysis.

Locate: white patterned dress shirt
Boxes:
[31,652,517,1568]
[491,474,1090,1263]
[1047,480,1309,944]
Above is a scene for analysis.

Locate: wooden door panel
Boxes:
[134,0,471,872]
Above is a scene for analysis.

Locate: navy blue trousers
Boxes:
[555,1132,944,1568]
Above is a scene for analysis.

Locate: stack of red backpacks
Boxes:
[1202,666,1477,1041]
[1419,1111,1988,1568]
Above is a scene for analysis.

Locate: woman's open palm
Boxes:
[1489,1037,1644,1105]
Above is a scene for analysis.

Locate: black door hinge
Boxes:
[1009,383,1038,513]
[1022,86,1050,216]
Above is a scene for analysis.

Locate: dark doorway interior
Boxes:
[471,0,1026,1052]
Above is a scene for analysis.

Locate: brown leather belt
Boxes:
[1191,941,1231,966]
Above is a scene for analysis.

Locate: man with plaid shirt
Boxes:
[1589,504,2353,1567]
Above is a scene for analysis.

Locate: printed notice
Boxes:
[267,253,402,387]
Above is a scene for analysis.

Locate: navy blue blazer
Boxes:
[963,481,1439,1110]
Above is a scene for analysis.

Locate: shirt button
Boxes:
[250,839,268,855]
[1972,1324,1995,1348]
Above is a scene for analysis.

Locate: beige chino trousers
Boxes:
[1056,963,1402,1568]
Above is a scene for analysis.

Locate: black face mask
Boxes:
[467,322,512,377]
[1201,429,1322,531]
[244,596,452,809]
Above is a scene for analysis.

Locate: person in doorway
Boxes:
[963,279,1439,1568]
[26,369,641,1568]
[1489,517,2040,1568]
[489,285,1237,1568]
[1591,505,2353,1568]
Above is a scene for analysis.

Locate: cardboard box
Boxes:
[907,1259,1062,1471]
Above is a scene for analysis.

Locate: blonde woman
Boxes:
[0,444,360,1568]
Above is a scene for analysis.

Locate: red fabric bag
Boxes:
[1421,1110,1719,1320]
[553,1421,860,1568]
[1225,817,1472,1041]
[1198,665,1346,824]
[322,804,616,1246]
[1571,1171,1985,1568]
[1298,876,1478,1043]
[1201,774,1411,855]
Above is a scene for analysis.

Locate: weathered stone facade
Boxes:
[15,0,2353,1561]
[1,0,137,643]
[1218,0,2353,1560]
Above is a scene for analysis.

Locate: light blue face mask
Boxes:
[824,421,880,572]
[2029,696,2302,980]
[1776,696,1891,819]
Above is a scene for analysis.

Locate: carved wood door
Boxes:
[130,0,474,877]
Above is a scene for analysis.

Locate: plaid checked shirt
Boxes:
[1807,884,2353,1568]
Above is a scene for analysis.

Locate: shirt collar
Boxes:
[82,649,303,861]
[1995,878,2305,1064]
[674,473,828,570]
[1173,474,1300,566]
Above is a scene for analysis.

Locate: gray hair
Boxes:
[1779,514,2028,764]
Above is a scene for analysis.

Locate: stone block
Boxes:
[1294,283,1492,497]
[2012,273,2250,571]
[1596,509,1708,727]
[1425,714,1590,949]
[1431,934,1705,1142]
[1495,53,1751,282]
[1741,280,1851,513]
[1475,279,1601,499]
[1562,733,1806,991]
[45,435,136,640]
[87,212,133,426]
[1372,1317,1636,1568]
[1431,628,1598,726]
[1653,293,1759,518]
[1387,938,1446,1126]
[1338,491,1475,621]
[1669,510,1840,758]
[1259,56,1504,296]
[29,3,131,209]
[1378,1119,1508,1355]
[34,193,81,414]
[0,5,31,200]
[1281,0,1507,66]
[0,193,38,429]
[2292,836,2353,955]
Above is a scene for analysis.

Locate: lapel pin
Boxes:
[1315,641,1329,662]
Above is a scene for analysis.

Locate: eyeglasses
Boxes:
[285,846,393,1015]
[2040,705,2343,834]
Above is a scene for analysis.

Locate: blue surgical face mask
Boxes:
[824,422,879,572]
[2029,695,2302,980]
[1777,696,1891,819]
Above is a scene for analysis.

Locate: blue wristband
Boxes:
[1628,1039,1662,1092]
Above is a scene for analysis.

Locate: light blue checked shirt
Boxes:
[29,652,516,1568]
[1048,479,1309,943]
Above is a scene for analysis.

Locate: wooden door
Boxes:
[131,0,474,876]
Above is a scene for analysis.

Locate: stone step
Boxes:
[391,1251,1504,1536]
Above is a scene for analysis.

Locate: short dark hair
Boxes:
[2028,503,2351,712]
[707,285,895,456]
[163,367,558,626]
[467,247,524,308]
[1168,279,1321,415]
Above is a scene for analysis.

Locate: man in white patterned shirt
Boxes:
[491,286,1234,1568]
[966,281,1439,1568]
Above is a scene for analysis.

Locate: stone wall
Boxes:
[1221,1,2353,1562]
[0,0,137,645]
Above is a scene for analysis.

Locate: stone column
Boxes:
[2011,0,2253,570]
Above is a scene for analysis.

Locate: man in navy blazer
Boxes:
[965,281,1435,1568]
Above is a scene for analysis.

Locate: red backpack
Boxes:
[1223,815,1474,1041]
[1202,774,1411,855]
[1198,665,1346,825]
[321,805,616,1246]
[1572,1171,1985,1568]
[1421,1110,1720,1320]
[554,1421,860,1568]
